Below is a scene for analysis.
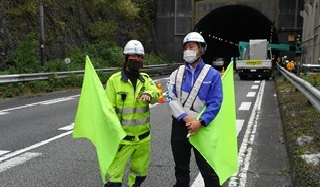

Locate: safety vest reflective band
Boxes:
[121,116,150,126]
[175,65,184,100]
[115,106,150,114]
[176,64,211,110]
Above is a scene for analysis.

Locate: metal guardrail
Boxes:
[2,62,319,113]
[277,64,320,113]
[0,63,182,84]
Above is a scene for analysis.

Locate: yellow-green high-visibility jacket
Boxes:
[106,70,159,144]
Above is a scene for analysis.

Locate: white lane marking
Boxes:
[246,92,256,97]
[0,152,41,172]
[251,85,259,89]
[191,119,245,186]
[236,120,245,135]
[59,124,74,131]
[238,102,251,111]
[5,105,29,111]
[228,80,265,187]
[0,150,10,156]
[59,96,160,132]
[254,81,260,84]
[0,131,72,162]
[149,103,159,108]
[40,97,75,105]
[191,176,204,186]
[0,95,80,115]
[0,92,159,172]
[60,102,159,132]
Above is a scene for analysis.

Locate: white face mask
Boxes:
[183,50,199,63]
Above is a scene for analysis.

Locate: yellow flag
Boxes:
[73,56,126,184]
[190,62,238,185]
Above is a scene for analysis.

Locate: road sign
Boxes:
[64,58,71,64]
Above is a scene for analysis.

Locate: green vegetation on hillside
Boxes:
[0,0,171,98]
[0,0,169,74]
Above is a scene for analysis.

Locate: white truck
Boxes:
[236,39,273,80]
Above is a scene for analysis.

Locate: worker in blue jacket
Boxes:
[165,32,223,187]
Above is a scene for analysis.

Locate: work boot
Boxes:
[132,176,146,187]
[173,184,189,187]
[104,182,122,187]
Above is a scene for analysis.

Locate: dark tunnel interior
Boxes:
[193,5,279,65]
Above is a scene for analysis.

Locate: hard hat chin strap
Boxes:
[182,42,206,55]
[199,43,207,54]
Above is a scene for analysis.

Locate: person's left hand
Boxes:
[139,94,151,102]
[185,119,202,135]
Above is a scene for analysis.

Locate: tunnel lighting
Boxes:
[203,33,239,46]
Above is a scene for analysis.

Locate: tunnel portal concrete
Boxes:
[194,5,279,64]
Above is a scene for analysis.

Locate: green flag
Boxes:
[190,62,238,185]
[73,56,126,184]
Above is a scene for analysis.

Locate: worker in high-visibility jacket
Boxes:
[104,40,159,187]
[281,56,287,67]
[286,60,295,72]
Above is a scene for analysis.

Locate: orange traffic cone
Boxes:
[220,66,225,76]
[157,83,165,103]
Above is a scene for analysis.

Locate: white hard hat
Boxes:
[183,32,207,54]
[183,32,206,44]
[123,40,145,56]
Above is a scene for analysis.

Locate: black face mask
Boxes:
[127,59,142,72]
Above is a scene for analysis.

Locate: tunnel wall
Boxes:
[155,0,192,63]
[155,0,303,63]
[194,0,278,26]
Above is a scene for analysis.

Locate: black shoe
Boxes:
[104,182,122,187]
[173,184,189,187]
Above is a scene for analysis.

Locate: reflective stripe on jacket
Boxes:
[165,60,223,125]
[106,70,159,139]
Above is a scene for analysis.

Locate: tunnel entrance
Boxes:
[194,5,279,66]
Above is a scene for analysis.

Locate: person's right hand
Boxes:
[183,115,196,123]
[185,119,202,135]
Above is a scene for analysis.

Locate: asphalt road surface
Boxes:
[0,74,292,187]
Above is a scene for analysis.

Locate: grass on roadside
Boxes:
[275,72,320,187]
